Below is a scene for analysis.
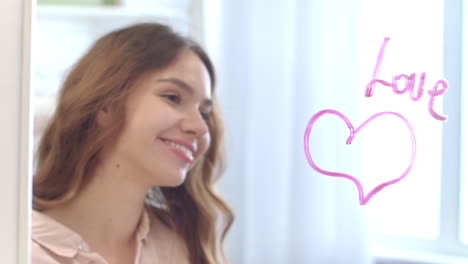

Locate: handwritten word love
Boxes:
[303,110,416,205]
[365,37,448,121]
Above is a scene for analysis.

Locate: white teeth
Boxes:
[164,140,193,159]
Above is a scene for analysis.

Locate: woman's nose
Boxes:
[181,110,209,136]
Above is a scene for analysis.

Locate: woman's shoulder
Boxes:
[31,207,191,264]
[30,210,82,264]
[31,241,60,264]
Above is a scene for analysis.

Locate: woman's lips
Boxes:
[159,138,194,163]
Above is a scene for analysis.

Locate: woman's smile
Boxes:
[159,137,195,164]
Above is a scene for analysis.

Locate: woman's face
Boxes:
[106,49,212,188]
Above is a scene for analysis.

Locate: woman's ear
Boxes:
[96,106,113,127]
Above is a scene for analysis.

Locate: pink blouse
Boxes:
[31,209,190,264]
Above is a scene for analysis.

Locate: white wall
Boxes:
[0,0,32,264]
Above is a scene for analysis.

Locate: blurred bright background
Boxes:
[33,0,467,263]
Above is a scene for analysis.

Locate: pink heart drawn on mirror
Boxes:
[303,110,416,205]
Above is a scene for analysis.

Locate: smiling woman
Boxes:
[31,23,233,264]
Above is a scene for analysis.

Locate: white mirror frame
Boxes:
[0,0,33,263]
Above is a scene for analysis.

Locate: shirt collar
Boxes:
[32,208,152,258]
[31,210,83,258]
[135,207,151,243]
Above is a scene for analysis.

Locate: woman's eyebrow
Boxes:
[156,77,212,107]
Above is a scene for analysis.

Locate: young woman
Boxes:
[31,23,233,264]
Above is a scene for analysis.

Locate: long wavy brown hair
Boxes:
[33,23,234,264]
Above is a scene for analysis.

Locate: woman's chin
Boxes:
[156,173,187,188]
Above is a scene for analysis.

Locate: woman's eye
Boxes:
[163,94,180,103]
[200,111,210,121]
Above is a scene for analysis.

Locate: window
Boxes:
[460,0,468,246]
[358,0,467,262]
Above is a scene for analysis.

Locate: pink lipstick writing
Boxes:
[365,37,448,121]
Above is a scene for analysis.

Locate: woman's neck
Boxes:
[43,156,149,254]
